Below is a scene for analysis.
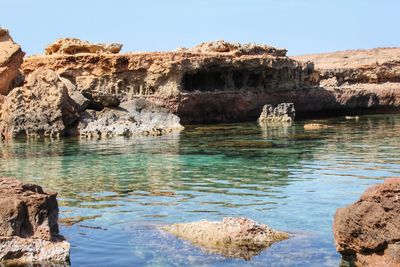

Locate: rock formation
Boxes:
[23,40,316,124]
[333,178,400,267]
[163,217,289,260]
[22,39,400,124]
[79,99,184,138]
[45,38,122,55]
[303,123,329,130]
[0,177,70,264]
[0,69,79,139]
[292,48,400,116]
[258,103,295,124]
[0,28,25,95]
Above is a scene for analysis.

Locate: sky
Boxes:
[2,0,400,56]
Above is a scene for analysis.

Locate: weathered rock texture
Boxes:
[293,48,400,116]
[258,103,295,124]
[163,217,289,260]
[0,28,25,95]
[45,38,122,55]
[23,40,315,124]
[333,178,400,267]
[0,69,79,139]
[20,41,400,124]
[0,177,70,264]
[79,99,184,138]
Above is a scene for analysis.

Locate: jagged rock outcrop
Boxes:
[45,38,122,55]
[180,40,287,56]
[79,99,184,138]
[23,40,315,124]
[0,69,79,139]
[0,28,25,95]
[163,217,289,260]
[0,177,70,264]
[22,41,400,124]
[258,103,295,124]
[333,178,400,267]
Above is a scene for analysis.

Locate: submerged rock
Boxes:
[163,217,289,260]
[303,123,329,130]
[258,103,295,124]
[333,178,400,267]
[0,69,79,139]
[78,98,184,138]
[0,177,70,264]
[0,28,25,95]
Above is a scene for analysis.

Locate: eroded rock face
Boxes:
[23,40,315,123]
[0,69,79,139]
[333,178,400,267]
[79,98,184,138]
[0,28,25,95]
[0,177,70,264]
[163,217,289,260]
[45,38,122,55]
[258,103,295,124]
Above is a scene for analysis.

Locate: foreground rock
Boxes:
[0,177,70,264]
[0,28,25,95]
[163,217,289,260]
[258,103,295,124]
[0,69,79,139]
[333,178,400,267]
[79,99,184,138]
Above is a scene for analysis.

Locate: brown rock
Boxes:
[0,69,79,139]
[163,217,289,260]
[333,178,400,267]
[0,28,25,95]
[45,38,122,55]
[0,177,70,264]
[303,123,329,130]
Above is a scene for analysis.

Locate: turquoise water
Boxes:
[1,114,399,266]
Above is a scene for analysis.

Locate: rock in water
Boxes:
[0,28,25,95]
[78,98,184,138]
[258,103,295,124]
[333,178,400,267]
[0,69,79,139]
[163,217,289,260]
[0,177,70,264]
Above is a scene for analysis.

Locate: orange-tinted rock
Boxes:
[0,69,79,139]
[45,38,122,55]
[0,28,25,95]
[333,178,400,266]
[0,177,70,264]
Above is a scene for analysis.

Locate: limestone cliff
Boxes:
[23,40,315,124]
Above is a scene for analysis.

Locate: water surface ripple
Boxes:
[0,115,399,266]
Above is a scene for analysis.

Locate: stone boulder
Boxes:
[258,103,295,124]
[333,178,400,267]
[0,28,25,95]
[78,98,184,138]
[45,38,122,55]
[0,69,79,139]
[0,177,70,264]
[163,217,289,260]
[184,40,287,56]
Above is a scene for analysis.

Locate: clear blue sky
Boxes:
[2,0,399,56]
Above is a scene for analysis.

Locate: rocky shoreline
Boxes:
[1,28,399,139]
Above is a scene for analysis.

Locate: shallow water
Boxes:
[1,114,400,266]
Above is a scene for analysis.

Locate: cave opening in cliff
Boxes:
[182,67,287,92]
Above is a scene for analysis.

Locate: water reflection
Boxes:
[0,115,399,266]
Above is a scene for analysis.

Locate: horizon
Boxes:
[2,0,400,56]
